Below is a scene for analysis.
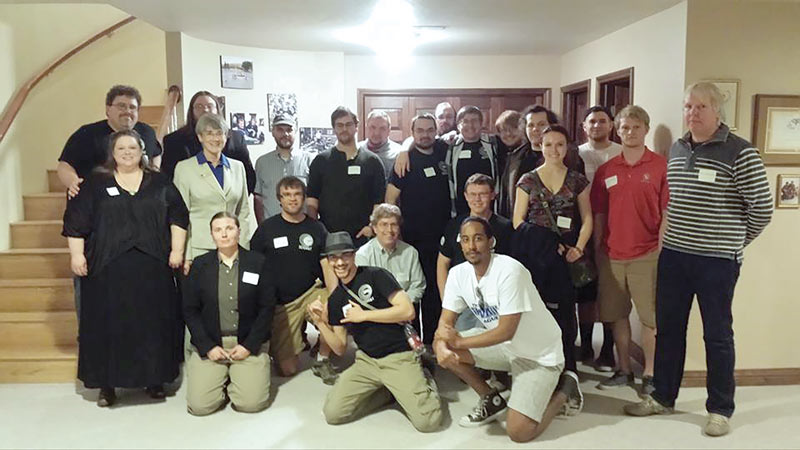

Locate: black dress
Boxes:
[62,171,189,389]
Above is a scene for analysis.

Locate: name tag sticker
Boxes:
[458,150,472,159]
[273,236,289,248]
[456,234,461,243]
[342,303,353,317]
[424,167,436,177]
[106,187,120,196]
[557,216,572,229]
[698,168,716,183]
[348,166,361,175]
[242,271,260,285]
[605,175,618,189]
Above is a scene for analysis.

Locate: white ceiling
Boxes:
[5,0,685,55]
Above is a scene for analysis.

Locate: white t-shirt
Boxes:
[578,141,623,186]
[442,254,564,366]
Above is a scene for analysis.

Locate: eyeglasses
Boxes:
[475,286,486,310]
[466,192,492,199]
[112,103,138,112]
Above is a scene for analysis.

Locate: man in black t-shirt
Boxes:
[386,113,451,345]
[249,176,338,384]
[448,106,501,216]
[307,232,442,433]
[58,85,163,199]
[306,106,386,248]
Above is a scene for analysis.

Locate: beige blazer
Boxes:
[174,155,253,260]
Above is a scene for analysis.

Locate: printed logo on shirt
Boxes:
[298,233,314,251]
[357,284,374,304]
[469,304,499,324]
[641,173,652,183]
[438,161,449,175]
[478,146,490,160]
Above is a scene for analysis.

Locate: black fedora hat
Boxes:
[323,231,356,256]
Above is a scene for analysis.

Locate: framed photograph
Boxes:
[299,127,336,153]
[753,95,800,165]
[776,174,800,208]
[230,112,265,145]
[220,56,254,89]
[267,93,298,130]
[706,79,740,131]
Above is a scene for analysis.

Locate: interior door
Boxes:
[361,95,409,143]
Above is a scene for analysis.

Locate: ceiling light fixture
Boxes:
[334,0,445,64]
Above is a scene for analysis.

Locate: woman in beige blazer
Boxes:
[174,113,253,275]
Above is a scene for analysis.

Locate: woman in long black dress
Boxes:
[63,130,189,407]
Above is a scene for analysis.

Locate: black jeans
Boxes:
[545,297,578,373]
[407,236,442,345]
[652,248,740,417]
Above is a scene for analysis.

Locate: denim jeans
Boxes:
[652,248,740,417]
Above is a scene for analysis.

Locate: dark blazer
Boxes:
[162,128,256,194]
[511,221,573,304]
[182,247,275,356]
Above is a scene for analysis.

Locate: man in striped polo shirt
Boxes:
[624,82,772,437]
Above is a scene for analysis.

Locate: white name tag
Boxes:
[458,150,472,159]
[456,234,461,243]
[106,187,120,196]
[424,167,436,178]
[698,168,716,183]
[242,271,260,285]
[605,175,618,189]
[557,216,572,229]
[348,166,361,175]
[273,236,289,248]
[342,303,353,317]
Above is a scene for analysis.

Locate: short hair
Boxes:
[370,203,403,226]
[185,90,220,136]
[195,113,230,136]
[495,110,523,132]
[366,110,391,127]
[464,173,494,192]
[275,176,307,200]
[97,129,152,174]
[460,216,494,240]
[542,124,572,143]
[582,105,614,123]
[522,105,559,125]
[435,102,454,116]
[684,81,725,115]
[210,211,240,229]
[411,113,436,130]
[105,85,141,107]
[614,105,651,128]
[330,106,358,128]
[456,105,483,124]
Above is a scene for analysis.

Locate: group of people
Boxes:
[58,80,772,441]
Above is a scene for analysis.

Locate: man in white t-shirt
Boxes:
[434,217,583,442]
[576,105,622,372]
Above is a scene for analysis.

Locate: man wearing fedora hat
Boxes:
[254,113,314,223]
[307,231,443,432]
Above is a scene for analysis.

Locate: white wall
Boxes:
[560,1,688,155]
[344,54,562,112]
[177,34,345,162]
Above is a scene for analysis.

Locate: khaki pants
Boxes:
[323,350,442,433]
[269,280,330,363]
[186,336,271,415]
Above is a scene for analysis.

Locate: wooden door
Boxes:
[597,67,634,144]
[561,80,591,144]
[358,89,551,141]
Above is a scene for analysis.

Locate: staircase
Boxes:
[0,170,75,383]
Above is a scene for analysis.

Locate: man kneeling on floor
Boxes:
[183,212,275,415]
[307,231,443,432]
[434,217,583,442]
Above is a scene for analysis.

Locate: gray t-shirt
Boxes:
[358,139,402,181]
[254,148,314,219]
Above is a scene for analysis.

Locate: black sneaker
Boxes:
[97,387,116,407]
[557,371,584,417]
[597,370,635,390]
[458,389,507,427]
[640,376,655,397]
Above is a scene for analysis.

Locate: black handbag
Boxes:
[531,174,597,288]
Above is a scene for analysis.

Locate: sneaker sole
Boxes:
[458,407,507,428]
[596,382,634,390]
[562,371,584,416]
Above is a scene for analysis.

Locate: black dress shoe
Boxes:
[145,385,167,399]
[97,388,116,407]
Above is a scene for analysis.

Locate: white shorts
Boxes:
[462,327,563,422]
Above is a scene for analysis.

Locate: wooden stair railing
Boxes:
[0,16,136,146]
[156,85,183,146]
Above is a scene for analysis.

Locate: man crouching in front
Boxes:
[183,212,275,415]
[307,231,443,432]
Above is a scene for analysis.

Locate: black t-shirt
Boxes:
[59,120,163,179]
[454,141,493,215]
[438,213,514,266]
[388,141,451,243]
[327,266,408,359]
[307,147,386,247]
[250,214,328,304]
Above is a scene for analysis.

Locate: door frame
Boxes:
[356,88,552,138]
[561,79,591,143]
[596,67,634,105]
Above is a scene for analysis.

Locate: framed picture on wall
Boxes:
[706,79,740,131]
[267,93,298,130]
[776,174,800,208]
[753,94,800,165]
[220,56,254,89]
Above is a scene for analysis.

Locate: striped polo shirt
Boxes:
[663,124,772,262]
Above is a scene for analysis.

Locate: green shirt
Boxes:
[218,256,239,335]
